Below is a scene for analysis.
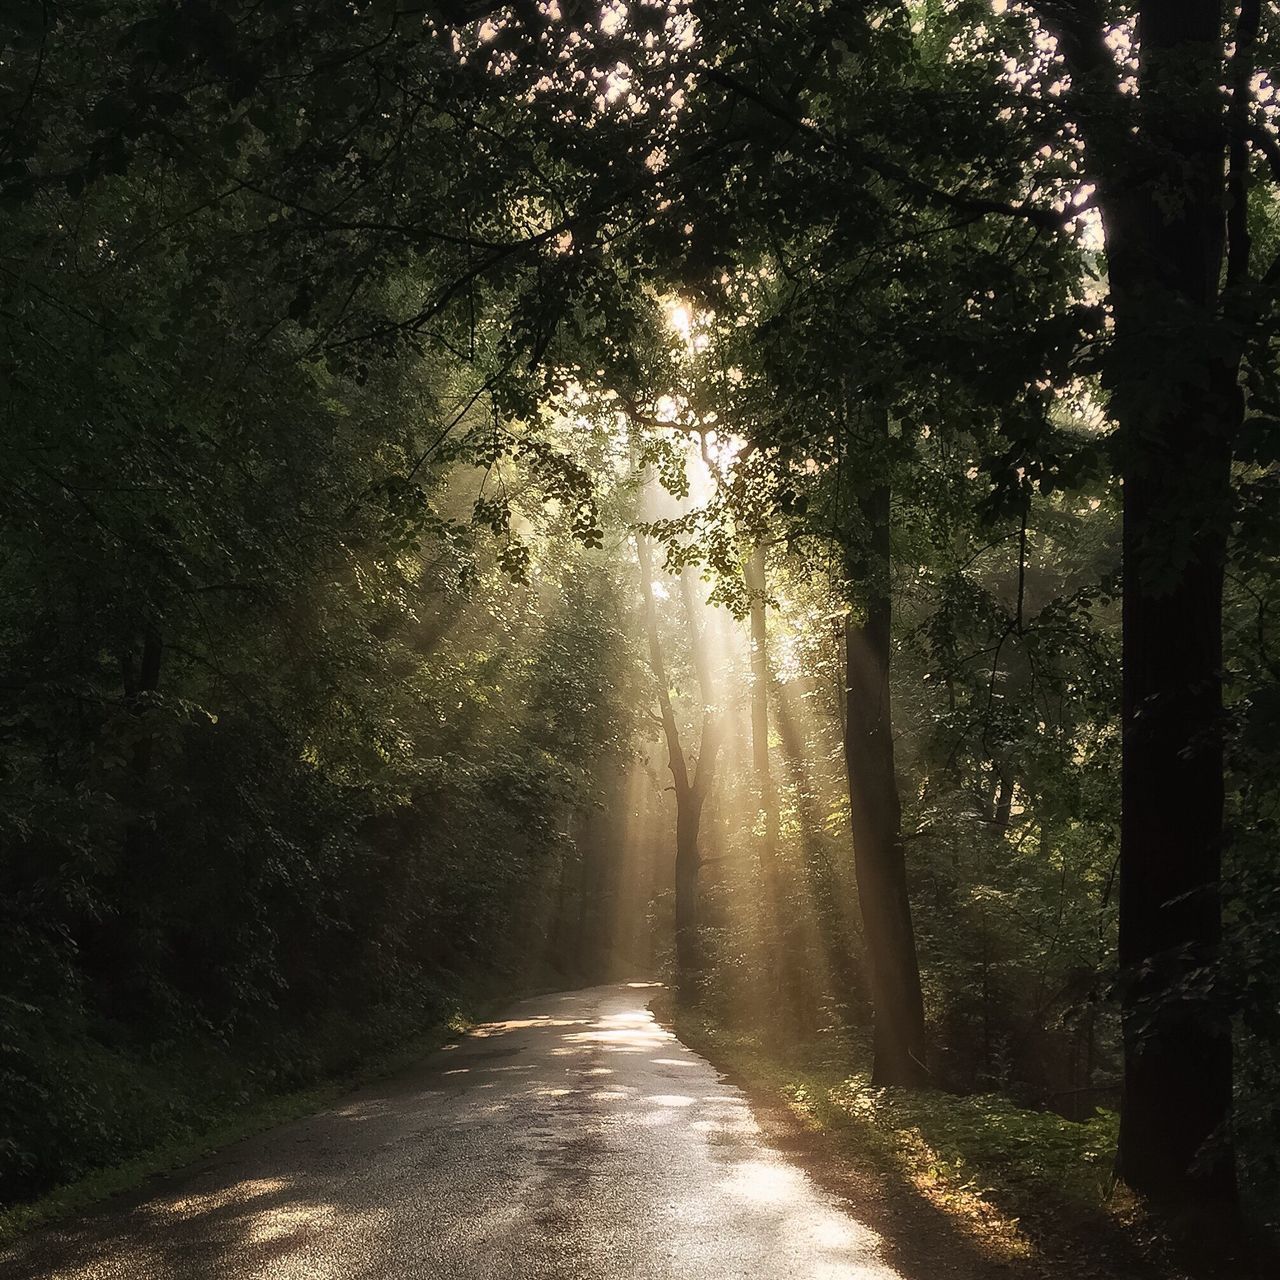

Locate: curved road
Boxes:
[2,985,903,1279]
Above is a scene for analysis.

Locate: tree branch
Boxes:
[700,63,1072,231]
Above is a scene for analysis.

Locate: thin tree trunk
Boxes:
[674,802,702,986]
[746,547,771,777]
[842,435,928,1086]
[636,531,720,1001]
[993,765,1015,831]
[677,564,723,990]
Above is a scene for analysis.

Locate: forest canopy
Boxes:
[2,0,1279,1249]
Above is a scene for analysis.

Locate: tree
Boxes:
[636,525,722,999]
[841,409,928,1086]
[1027,0,1246,1203]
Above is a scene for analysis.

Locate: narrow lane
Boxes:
[1,985,903,1279]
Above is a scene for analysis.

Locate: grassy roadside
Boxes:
[661,1001,1114,1266]
[656,995,1274,1280]
[0,977,545,1250]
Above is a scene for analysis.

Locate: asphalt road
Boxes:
[1,984,904,1279]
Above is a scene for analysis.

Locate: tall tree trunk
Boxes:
[1088,3,1239,1203]
[1116,446,1234,1200]
[673,802,703,985]
[1036,0,1243,1204]
[842,441,928,1086]
[636,531,720,1002]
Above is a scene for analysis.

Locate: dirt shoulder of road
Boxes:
[652,994,1275,1280]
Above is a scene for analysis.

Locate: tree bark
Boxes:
[1045,0,1241,1201]
[842,457,928,1086]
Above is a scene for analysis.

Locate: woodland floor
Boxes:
[0,984,1267,1280]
